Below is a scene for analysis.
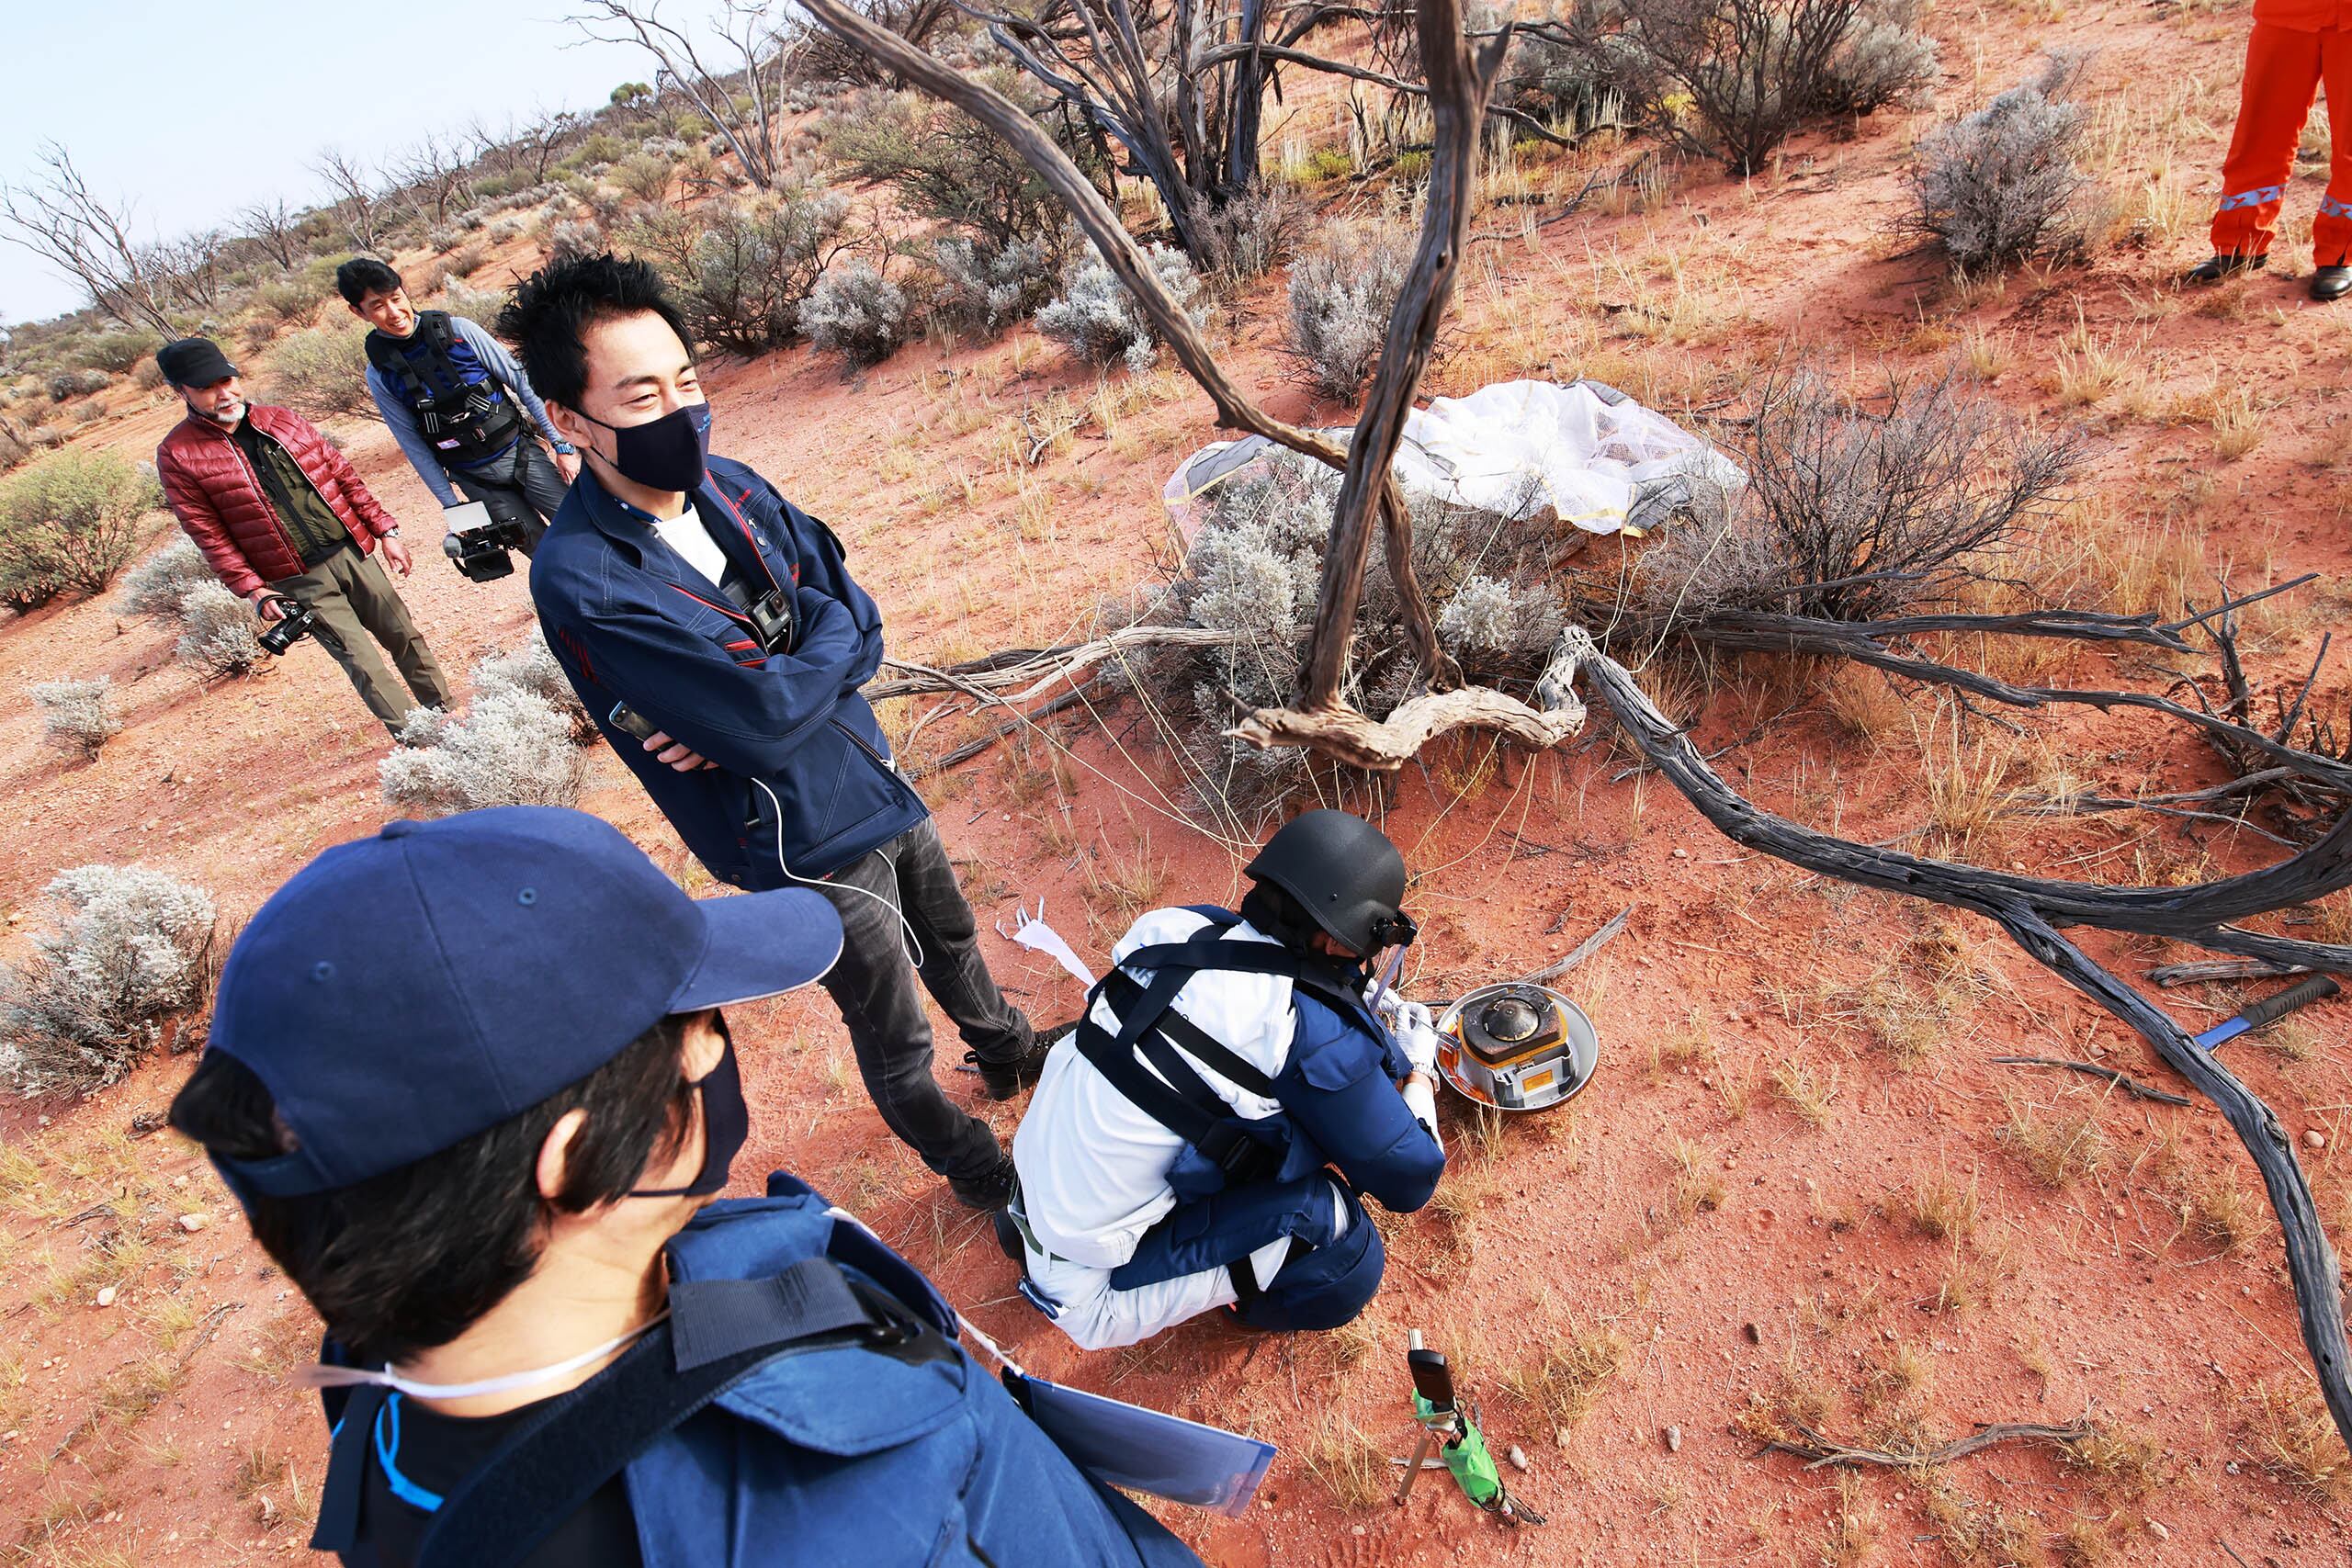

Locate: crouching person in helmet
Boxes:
[168,806,1198,1568]
[1004,810,1446,1351]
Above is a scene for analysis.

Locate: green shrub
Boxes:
[75,331,163,374]
[0,447,164,605]
[266,321,378,423]
[825,79,1069,254]
[623,189,850,355]
[613,152,676,202]
[47,368,110,402]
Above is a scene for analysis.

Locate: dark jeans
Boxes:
[447,439,568,555]
[813,817,1034,1184]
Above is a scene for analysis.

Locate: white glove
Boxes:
[1393,1001,1440,1077]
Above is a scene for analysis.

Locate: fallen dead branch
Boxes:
[1989,1056,2194,1107]
[870,626,1240,702]
[1523,904,1634,984]
[2150,957,2306,987]
[1758,1419,2092,1471]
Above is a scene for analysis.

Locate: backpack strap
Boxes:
[407,1258,905,1568]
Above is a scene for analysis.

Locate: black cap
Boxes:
[156,337,237,389]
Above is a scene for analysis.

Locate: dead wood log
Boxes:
[2150,957,2305,987]
[1759,1419,2091,1472]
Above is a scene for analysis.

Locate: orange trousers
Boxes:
[2211,22,2352,265]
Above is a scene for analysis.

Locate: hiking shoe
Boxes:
[950,1152,1018,1211]
[2313,265,2351,302]
[964,1020,1077,1100]
[991,1207,1025,1261]
[2183,253,2265,284]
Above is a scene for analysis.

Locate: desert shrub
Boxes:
[624,188,851,355]
[426,222,465,253]
[1284,221,1416,400]
[27,425,66,451]
[117,535,213,619]
[546,218,606,269]
[245,275,322,330]
[1635,369,2081,626]
[827,77,1077,254]
[75,331,163,374]
[1128,449,1570,814]
[1602,0,1937,174]
[31,678,123,759]
[435,278,503,328]
[48,367,111,402]
[0,863,218,1095]
[380,687,588,817]
[1036,243,1208,374]
[173,580,266,678]
[1907,54,2088,275]
[488,215,528,243]
[613,152,676,202]
[132,359,166,391]
[0,423,27,472]
[268,321,378,422]
[444,241,488,279]
[1501,0,1648,133]
[922,236,1057,343]
[1193,183,1312,291]
[0,447,163,600]
[803,263,910,366]
[472,628,595,743]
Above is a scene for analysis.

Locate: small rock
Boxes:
[1742,1322,1762,1345]
[1508,1445,1529,1472]
[2306,1129,2327,1151]
[1351,1526,1366,1538]
[1670,848,1688,860]
[2146,1520,2170,1541]
[178,1213,208,1233]
[1554,1427,1571,1448]
[172,1173,189,1189]
[2225,1461,2241,1475]
[1664,1425,1683,1453]
[94,1287,116,1308]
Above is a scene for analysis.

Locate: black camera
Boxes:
[440,501,527,583]
[256,595,320,656]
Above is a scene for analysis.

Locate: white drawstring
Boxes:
[752,777,925,967]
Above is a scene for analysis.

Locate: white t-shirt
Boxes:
[650,502,729,590]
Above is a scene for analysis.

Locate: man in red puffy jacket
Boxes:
[153,337,455,733]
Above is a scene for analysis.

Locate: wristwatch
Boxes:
[383,526,401,538]
[553,442,577,456]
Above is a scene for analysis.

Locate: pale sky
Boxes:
[1,1,662,325]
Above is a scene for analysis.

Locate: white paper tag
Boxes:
[998,898,1098,988]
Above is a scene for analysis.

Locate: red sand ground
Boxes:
[8,3,2352,1563]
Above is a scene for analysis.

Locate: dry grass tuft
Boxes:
[1921,1477,2047,1566]
[1663,1135,1726,1227]
[1498,1322,1627,1432]
[1768,1055,1838,1127]
[2245,1380,2352,1491]
[1817,1471,1883,1566]
[1895,1169,1981,1243]
[1300,1414,1391,1509]
[1825,667,1907,746]
[2064,1424,2164,1496]
[1997,1089,2108,1187]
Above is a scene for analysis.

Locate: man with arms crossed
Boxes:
[504,254,1048,1211]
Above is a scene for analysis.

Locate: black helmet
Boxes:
[1244,810,1416,955]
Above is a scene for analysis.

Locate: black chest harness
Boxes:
[1070,923,1378,1188]
[366,310,524,465]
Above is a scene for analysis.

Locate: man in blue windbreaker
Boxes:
[167,807,1198,1568]
[504,254,1048,1212]
[1006,810,1447,1349]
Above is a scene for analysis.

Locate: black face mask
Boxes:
[582,400,712,493]
[631,1017,748,1199]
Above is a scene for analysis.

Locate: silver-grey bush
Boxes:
[1,863,218,1094]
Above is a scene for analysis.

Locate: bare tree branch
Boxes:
[572,0,796,188]
[0,143,179,334]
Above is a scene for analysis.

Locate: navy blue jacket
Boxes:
[531,459,925,884]
[315,1175,1200,1567]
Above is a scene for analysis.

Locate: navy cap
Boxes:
[208,807,842,1198]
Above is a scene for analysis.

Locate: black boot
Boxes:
[2313,265,2351,302]
[964,1020,1077,1100]
[950,1151,1017,1210]
[991,1206,1025,1261]
[2183,253,2266,284]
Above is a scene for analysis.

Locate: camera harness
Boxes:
[365,310,526,464]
